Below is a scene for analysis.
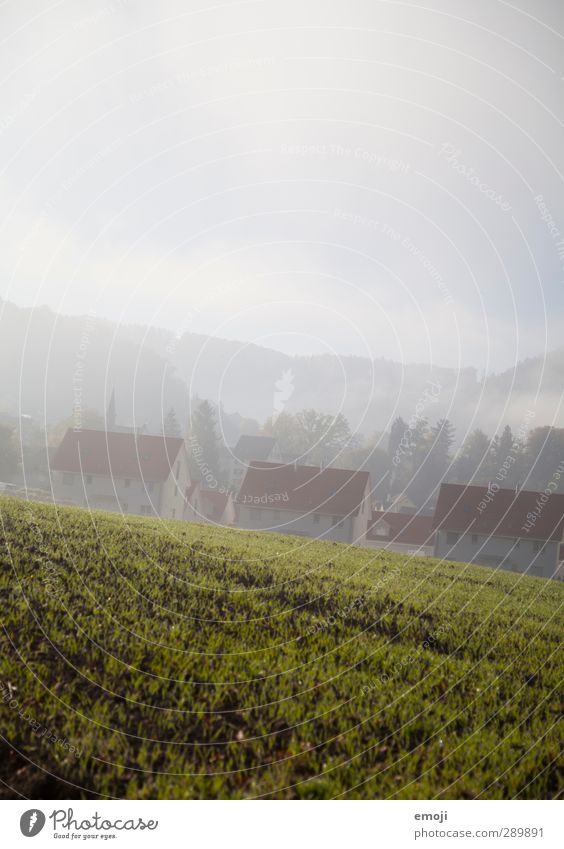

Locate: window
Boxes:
[85,475,92,485]
[446,531,459,545]
[273,511,280,520]
[140,505,152,516]
[122,502,128,512]
[313,514,321,525]
[533,540,541,553]
[514,538,520,549]
[147,481,154,493]
[62,473,74,485]
[172,508,176,519]
[124,479,131,488]
[331,516,340,526]
[471,534,478,545]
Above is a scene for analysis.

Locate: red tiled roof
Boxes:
[367,511,435,546]
[432,483,564,542]
[200,489,231,521]
[236,461,370,516]
[52,429,184,481]
[233,435,277,462]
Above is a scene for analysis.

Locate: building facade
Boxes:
[366,511,435,556]
[51,429,190,519]
[235,461,372,544]
[432,483,564,580]
[225,435,281,488]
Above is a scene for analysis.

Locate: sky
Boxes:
[0,0,563,373]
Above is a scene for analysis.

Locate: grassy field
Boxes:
[0,495,562,799]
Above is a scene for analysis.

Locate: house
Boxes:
[225,435,281,487]
[432,483,564,580]
[51,428,190,519]
[366,511,435,556]
[235,461,372,543]
[185,481,237,526]
[386,493,419,515]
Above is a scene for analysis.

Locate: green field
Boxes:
[0,496,562,799]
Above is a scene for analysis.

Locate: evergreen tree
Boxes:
[163,407,181,437]
[189,400,220,482]
[524,427,564,492]
[423,418,456,496]
[387,416,408,494]
[454,429,494,484]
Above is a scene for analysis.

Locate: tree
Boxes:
[163,407,180,437]
[295,409,351,464]
[453,429,494,484]
[405,418,431,506]
[262,411,305,459]
[387,417,408,494]
[188,400,220,482]
[0,425,19,481]
[263,409,352,465]
[524,427,564,492]
[47,408,104,447]
[415,418,456,503]
[338,443,390,501]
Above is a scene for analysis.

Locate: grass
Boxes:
[0,495,562,799]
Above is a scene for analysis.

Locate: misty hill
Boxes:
[1,298,562,440]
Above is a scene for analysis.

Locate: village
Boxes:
[42,415,564,583]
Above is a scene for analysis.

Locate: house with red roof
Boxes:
[51,428,190,519]
[225,435,282,487]
[185,481,237,526]
[366,510,435,556]
[235,461,372,543]
[432,482,564,580]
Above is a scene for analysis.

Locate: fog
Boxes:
[1,0,563,442]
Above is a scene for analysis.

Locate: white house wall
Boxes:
[434,529,561,579]
[236,506,356,543]
[52,470,163,517]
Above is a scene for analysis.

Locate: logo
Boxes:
[20,810,46,837]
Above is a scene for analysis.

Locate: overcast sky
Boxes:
[1,0,563,373]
